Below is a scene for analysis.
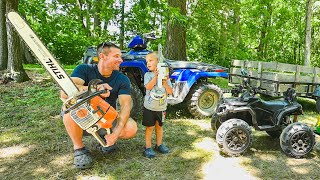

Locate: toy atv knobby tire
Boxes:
[187,83,223,118]
[280,122,316,158]
[216,118,253,156]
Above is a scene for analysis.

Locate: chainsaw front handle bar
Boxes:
[64,89,107,114]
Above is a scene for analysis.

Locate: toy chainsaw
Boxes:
[157,44,169,88]
[7,11,117,147]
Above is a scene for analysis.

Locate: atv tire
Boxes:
[116,81,143,121]
[280,122,315,158]
[216,118,253,156]
[187,83,222,118]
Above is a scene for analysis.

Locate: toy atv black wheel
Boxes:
[187,83,222,118]
[211,113,222,136]
[216,118,253,156]
[280,122,315,158]
[116,81,143,121]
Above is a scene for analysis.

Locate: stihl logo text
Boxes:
[45,58,65,79]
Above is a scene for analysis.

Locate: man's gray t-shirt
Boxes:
[144,72,173,111]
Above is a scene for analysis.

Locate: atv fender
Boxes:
[274,104,303,126]
[219,106,257,128]
[120,59,148,75]
[170,69,228,101]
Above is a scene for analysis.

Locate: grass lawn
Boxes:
[0,69,319,179]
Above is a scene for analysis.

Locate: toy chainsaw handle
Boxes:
[64,89,107,114]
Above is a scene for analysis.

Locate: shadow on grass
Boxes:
[0,81,214,179]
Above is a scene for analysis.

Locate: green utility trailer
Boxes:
[229,59,320,112]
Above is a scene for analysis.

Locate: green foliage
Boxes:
[17,0,320,68]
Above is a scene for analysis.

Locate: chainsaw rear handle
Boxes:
[64,89,107,114]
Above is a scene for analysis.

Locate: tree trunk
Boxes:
[304,0,313,66]
[119,0,125,49]
[93,0,101,37]
[76,0,86,30]
[0,0,8,70]
[257,3,272,60]
[233,0,241,49]
[6,0,30,82]
[21,41,36,64]
[219,9,228,62]
[164,0,187,61]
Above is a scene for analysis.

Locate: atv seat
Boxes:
[259,100,288,112]
[224,98,249,106]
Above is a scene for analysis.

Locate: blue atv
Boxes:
[82,33,229,119]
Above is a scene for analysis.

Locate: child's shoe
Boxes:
[155,144,170,154]
[144,148,156,158]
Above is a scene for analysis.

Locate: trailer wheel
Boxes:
[280,122,315,158]
[216,119,253,156]
[187,83,223,118]
[116,81,143,121]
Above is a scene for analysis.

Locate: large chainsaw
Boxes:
[7,11,117,147]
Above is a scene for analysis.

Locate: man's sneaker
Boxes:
[143,148,156,158]
[155,144,170,154]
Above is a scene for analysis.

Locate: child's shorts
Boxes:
[142,107,166,127]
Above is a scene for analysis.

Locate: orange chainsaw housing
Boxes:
[90,96,118,129]
[65,96,118,130]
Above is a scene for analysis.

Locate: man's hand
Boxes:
[104,133,118,147]
[97,83,112,98]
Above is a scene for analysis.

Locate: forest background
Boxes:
[0,0,319,81]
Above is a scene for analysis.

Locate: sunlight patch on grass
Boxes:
[0,166,8,173]
[49,154,72,167]
[180,150,206,159]
[0,145,32,158]
[186,130,198,136]
[0,131,21,143]
[252,154,277,162]
[76,175,112,180]
[189,120,211,130]
[202,155,256,180]
[194,137,216,152]
[32,167,50,175]
[300,114,318,126]
[286,158,309,166]
[291,167,309,175]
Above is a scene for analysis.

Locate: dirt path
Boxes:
[192,120,257,180]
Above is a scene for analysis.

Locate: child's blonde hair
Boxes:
[146,51,159,61]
